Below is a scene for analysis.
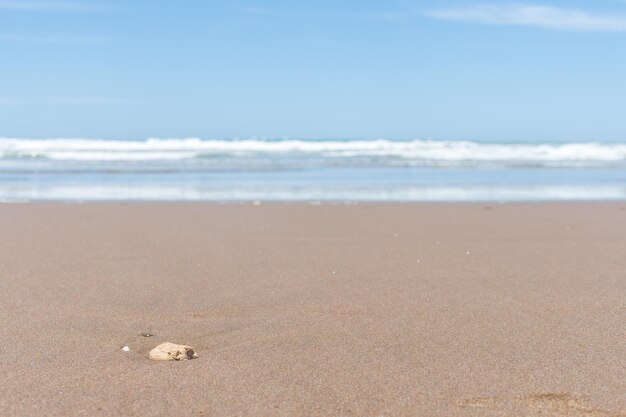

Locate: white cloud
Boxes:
[235,4,403,21]
[424,3,626,32]
[0,33,108,44]
[44,97,122,104]
[0,1,110,12]
[0,97,123,106]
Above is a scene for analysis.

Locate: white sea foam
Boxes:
[1,184,624,202]
[1,137,625,167]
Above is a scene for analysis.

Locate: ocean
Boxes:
[1,137,625,201]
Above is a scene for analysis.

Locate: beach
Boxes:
[0,202,624,416]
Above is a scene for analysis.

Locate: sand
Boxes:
[0,202,624,416]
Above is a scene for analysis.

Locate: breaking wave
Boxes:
[1,137,626,168]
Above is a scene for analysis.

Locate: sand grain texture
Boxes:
[0,202,624,416]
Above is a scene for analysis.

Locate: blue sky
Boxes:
[1,0,626,142]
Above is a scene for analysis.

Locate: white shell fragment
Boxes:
[121,346,130,352]
[149,342,198,361]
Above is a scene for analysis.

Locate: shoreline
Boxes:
[2,199,626,204]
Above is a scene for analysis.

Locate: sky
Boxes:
[1,0,626,142]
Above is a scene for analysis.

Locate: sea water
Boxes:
[1,137,625,201]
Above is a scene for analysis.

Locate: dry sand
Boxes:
[0,202,624,416]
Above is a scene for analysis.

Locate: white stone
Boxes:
[149,342,198,361]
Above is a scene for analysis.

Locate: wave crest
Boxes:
[1,137,625,167]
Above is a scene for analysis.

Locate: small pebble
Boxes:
[121,346,130,352]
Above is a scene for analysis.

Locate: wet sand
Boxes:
[0,202,624,416]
